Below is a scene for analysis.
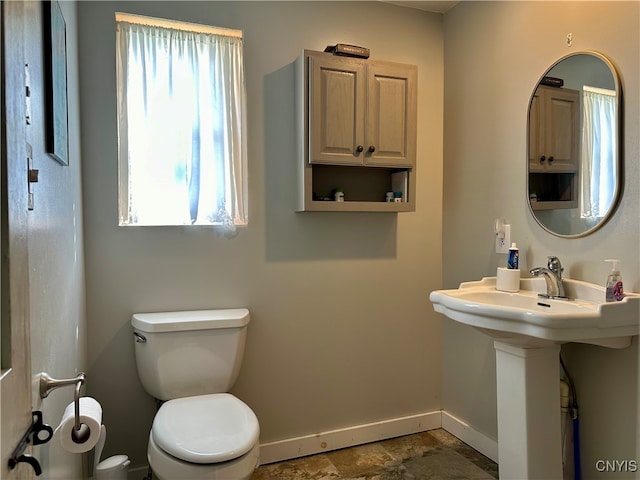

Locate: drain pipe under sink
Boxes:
[561,356,581,480]
[560,380,572,479]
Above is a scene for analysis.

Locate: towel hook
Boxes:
[7,411,53,476]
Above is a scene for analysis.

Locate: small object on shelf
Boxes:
[323,43,370,58]
[540,76,564,87]
[386,192,394,202]
[393,191,402,203]
[334,188,345,202]
[312,192,332,201]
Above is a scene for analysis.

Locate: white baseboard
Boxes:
[259,410,498,466]
[258,411,442,465]
[441,411,498,463]
[132,409,497,470]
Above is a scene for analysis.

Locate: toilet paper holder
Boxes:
[8,373,87,475]
[39,371,86,431]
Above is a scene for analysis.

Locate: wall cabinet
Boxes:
[528,85,580,209]
[296,50,417,212]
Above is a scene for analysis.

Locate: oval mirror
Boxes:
[527,51,621,237]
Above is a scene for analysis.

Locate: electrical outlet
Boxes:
[496,224,510,254]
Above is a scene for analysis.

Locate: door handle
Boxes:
[9,454,42,476]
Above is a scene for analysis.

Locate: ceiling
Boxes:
[381,1,460,13]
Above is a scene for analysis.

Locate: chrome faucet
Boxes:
[530,256,567,299]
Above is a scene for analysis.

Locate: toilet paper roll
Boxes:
[55,397,103,453]
[496,267,520,293]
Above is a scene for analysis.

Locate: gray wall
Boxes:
[443,2,639,479]
[23,1,88,478]
[78,1,444,469]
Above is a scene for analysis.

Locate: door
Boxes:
[1,1,34,478]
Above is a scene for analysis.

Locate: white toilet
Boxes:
[132,309,260,480]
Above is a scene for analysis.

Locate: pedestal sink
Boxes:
[430,276,640,480]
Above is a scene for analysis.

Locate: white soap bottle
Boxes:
[605,259,624,302]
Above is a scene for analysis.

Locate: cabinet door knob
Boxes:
[548,156,554,164]
[368,145,376,153]
[539,155,546,164]
[356,145,364,153]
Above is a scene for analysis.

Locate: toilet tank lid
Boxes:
[131,309,250,333]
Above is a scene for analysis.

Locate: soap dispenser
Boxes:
[605,259,624,302]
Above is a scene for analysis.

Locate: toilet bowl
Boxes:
[132,309,260,479]
[149,434,260,480]
[148,393,260,480]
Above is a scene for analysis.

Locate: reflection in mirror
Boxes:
[527,51,621,237]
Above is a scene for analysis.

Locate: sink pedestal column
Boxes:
[494,341,563,480]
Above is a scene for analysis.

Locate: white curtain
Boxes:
[580,86,616,220]
[116,18,248,227]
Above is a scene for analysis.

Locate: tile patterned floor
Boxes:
[251,429,498,480]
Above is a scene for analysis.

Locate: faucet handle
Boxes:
[547,256,563,277]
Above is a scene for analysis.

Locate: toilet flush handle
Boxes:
[133,332,147,343]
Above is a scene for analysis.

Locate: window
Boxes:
[115,13,248,228]
[580,86,617,220]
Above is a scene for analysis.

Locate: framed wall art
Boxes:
[43,0,69,166]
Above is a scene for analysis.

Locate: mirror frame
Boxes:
[527,50,622,238]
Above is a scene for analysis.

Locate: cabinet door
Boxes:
[308,55,365,165]
[543,88,579,171]
[365,62,417,167]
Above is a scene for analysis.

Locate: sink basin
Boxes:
[430,276,640,348]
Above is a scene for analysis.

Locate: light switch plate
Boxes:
[496,224,510,254]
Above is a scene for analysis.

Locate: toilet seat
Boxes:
[152,393,259,464]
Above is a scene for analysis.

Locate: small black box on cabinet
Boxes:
[324,44,370,59]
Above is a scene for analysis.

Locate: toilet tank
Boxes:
[132,309,250,401]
